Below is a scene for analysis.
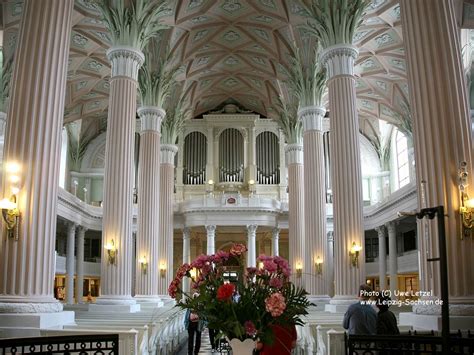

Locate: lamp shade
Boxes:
[0,198,16,210]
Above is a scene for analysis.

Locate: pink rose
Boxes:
[230,243,247,256]
[263,260,278,273]
[265,292,286,317]
[269,277,283,289]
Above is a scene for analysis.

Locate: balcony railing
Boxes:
[0,333,119,354]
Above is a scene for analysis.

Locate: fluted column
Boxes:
[76,227,86,304]
[321,45,365,303]
[158,144,178,295]
[135,107,164,301]
[182,227,191,295]
[327,232,335,297]
[400,0,474,315]
[272,228,280,256]
[300,106,330,299]
[376,226,387,290]
[66,223,77,305]
[285,144,305,286]
[98,46,144,306]
[247,225,257,267]
[386,222,397,298]
[0,0,74,313]
[206,225,216,255]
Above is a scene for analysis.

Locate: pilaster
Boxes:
[247,224,258,267]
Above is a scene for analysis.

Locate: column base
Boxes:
[325,297,358,313]
[88,303,141,313]
[90,296,140,313]
[307,295,331,306]
[0,311,75,338]
[134,295,164,307]
[399,312,474,331]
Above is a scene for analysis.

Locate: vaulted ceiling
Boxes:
[2,0,408,130]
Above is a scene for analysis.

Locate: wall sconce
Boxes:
[315,256,323,275]
[0,192,20,240]
[349,242,362,268]
[206,180,214,195]
[295,261,303,278]
[1,162,21,240]
[104,239,117,265]
[138,256,148,275]
[160,262,166,278]
[458,161,474,239]
[189,267,197,279]
[248,180,255,196]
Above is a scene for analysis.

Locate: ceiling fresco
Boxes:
[2,0,408,129]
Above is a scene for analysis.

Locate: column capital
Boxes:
[205,225,216,234]
[183,227,191,239]
[67,221,78,232]
[247,224,258,234]
[385,221,396,234]
[327,231,334,243]
[320,44,358,79]
[375,226,386,238]
[106,46,145,80]
[285,143,303,165]
[138,106,165,133]
[298,106,327,132]
[160,144,178,165]
[272,227,280,237]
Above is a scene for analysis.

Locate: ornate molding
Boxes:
[285,144,303,165]
[107,46,145,80]
[138,106,165,133]
[320,44,358,79]
[298,106,326,132]
[160,144,178,165]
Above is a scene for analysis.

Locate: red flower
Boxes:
[217,283,235,301]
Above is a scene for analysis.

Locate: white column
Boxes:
[182,227,191,295]
[400,0,474,321]
[386,222,397,298]
[300,106,329,299]
[278,130,287,200]
[135,107,164,302]
[66,222,77,305]
[76,227,86,304]
[206,225,216,255]
[97,45,144,309]
[375,226,387,290]
[158,144,178,295]
[272,227,280,257]
[0,0,74,317]
[84,178,91,204]
[247,224,257,267]
[321,45,365,304]
[285,144,305,286]
[327,232,335,297]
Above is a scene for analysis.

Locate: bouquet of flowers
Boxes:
[168,244,312,344]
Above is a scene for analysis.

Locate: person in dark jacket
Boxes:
[184,307,205,355]
[376,294,399,335]
[343,284,377,335]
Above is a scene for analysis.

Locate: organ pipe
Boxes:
[183,131,207,185]
[256,131,279,185]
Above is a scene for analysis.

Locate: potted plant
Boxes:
[168,244,312,354]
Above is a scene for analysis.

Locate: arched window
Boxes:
[256,131,280,184]
[395,129,410,188]
[183,131,207,185]
[59,127,68,188]
[219,128,244,182]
